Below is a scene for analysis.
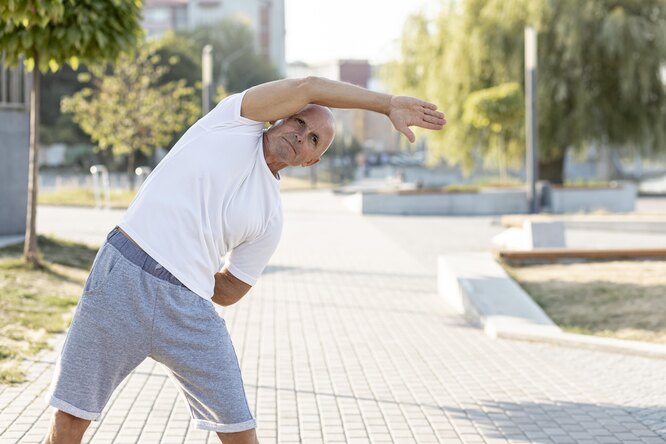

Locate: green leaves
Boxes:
[0,0,143,72]
[463,83,523,133]
[62,41,200,162]
[388,0,666,174]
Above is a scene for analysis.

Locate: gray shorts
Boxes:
[45,228,256,433]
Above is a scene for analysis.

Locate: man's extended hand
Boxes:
[388,96,447,143]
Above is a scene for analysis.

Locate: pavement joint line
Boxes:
[317,285,366,444]
[326,294,402,443]
[0,354,53,440]
[294,279,329,440]
[357,291,468,443]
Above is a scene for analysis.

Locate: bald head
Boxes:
[263,103,337,174]
[295,104,335,150]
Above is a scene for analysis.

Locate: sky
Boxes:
[284,0,441,64]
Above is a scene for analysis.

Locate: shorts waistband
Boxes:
[106,227,187,288]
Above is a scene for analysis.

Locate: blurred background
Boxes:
[3,0,664,213]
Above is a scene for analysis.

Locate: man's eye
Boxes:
[312,136,318,144]
[296,118,305,125]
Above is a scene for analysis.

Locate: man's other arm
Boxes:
[211,270,251,307]
[240,76,446,142]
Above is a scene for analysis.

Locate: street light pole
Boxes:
[524,26,539,214]
[202,44,213,115]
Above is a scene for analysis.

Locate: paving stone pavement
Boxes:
[1,191,665,443]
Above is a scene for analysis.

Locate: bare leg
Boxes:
[43,410,91,444]
[217,428,259,444]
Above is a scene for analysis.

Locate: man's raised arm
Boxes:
[241,76,446,142]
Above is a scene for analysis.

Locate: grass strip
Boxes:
[503,260,666,344]
[0,237,97,384]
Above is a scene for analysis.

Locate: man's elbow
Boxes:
[216,296,236,307]
[212,271,252,307]
[212,290,246,307]
[298,76,321,101]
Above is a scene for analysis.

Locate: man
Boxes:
[43,76,446,444]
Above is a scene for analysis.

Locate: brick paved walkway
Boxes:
[1,192,665,443]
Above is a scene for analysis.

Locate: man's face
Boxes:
[265,105,335,168]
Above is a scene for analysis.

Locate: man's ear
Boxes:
[302,158,320,167]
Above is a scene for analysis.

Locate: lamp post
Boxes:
[202,44,213,115]
[524,26,539,214]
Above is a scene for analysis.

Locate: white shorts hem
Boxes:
[46,394,100,421]
[193,418,257,433]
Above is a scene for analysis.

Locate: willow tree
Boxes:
[0,0,143,265]
[62,42,200,187]
[387,0,666,183]
[463,82,524,183]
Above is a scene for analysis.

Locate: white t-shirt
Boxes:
[119,91,283,300]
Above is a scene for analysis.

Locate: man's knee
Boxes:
[216,428,259,444]
[43,410,90,444]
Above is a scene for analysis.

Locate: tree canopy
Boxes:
[184,18,280,93]
[463,82,524,181]
[386,0,666,183]
[1,0,143,265]
[62,40,200,185]
[0,0,142,71]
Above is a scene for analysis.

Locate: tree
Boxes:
[387,0,666,183]
[40,31,201,151]
[184,18,280,94]
[40,64,93,146]
[463,82,524,183]
[0,0,142,265]
[62,41,200,187]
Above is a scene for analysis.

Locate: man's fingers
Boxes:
[422,114,447,126]
[424,108,445,119]
[418,121,445,130]
[399,125,416,143]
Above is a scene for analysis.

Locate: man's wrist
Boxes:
[383,94,394,116]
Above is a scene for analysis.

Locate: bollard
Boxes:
[90,165,111,210]
[135,166,152,190]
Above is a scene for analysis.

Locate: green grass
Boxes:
[0,237,96,384]
[502,260,666,344]
[38,188,137,208]
[38,181,340,206]
[562,179,613,188]
[0,363,25,385]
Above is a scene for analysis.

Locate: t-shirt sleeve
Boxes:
[225,215,283,286]
[198,89,265,131]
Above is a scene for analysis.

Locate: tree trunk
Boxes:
[127,149,136,189]
[499,137,507,184]
[23,55,40,267]
[538,151,566,185]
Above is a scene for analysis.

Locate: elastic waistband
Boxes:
[106,227,186,288]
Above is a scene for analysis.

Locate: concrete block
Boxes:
[550,182,636,213]
[523,220,566,248]
[347,189,529,216]
[491,221,565,250]
[437,252,560,337]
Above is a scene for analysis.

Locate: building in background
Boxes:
[287,59,401,155]
[142,0,286,75]
[0,54,30,237]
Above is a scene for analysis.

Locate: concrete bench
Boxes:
[437,252,560,338]
[492,220,566,250]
